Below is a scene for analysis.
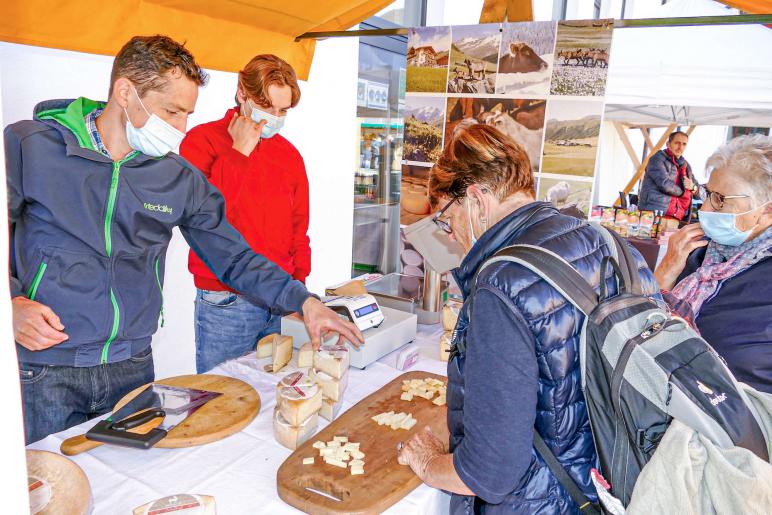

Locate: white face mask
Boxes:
[124,86,185,157]
[246,99,285,138]
[467,197,484,247]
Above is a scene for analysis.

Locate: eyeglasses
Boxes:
[704,186,750,211]
[432,196,461,234]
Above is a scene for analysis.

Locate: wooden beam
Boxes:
[480,0,533,23]
[640,127,654,151]
[616,123,677,206]
[686,125,696,136]
[613,122,642,171]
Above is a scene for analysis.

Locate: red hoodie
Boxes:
[180,108,311,292]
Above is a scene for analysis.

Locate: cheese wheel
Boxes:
[319,396,343,422]
[402,192,431,215]
[133,494,216,515]
[440,331,452,362]
[273,409,319,450]
[441,300,462,331]
[26,450,92,515]
[313,345,350,379]
[297,342,314,368]
[277,376,323,426]
[310,367,348,402]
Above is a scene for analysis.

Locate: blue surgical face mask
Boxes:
[699,204,765,246]
[124,85,185,157]
[246,100,285,138]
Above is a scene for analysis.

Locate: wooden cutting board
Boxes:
[26,450,91,514]
[60,374,260,454]
[277,371,448,515]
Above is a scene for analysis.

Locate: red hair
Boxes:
[239,54,300,108]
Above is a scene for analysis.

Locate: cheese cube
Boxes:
[350,450,365,460]
[297,342,314,368]
[303,457,314,465]
[349,459,364,468]
[313,345,350,379]
[277,378,322,426]
[324,457,348,468]
[273,409,318,450]
[312,441,326,449]
[333,436,348,443]
[401,392,413,402]
[401,416,417,430]
[319,396,343,422]
[350,467,364,475]
[256,334,274,358]
[310,367,348,402]
[433,396,446,406]
[440,331,452,362]
[271,334,293,373]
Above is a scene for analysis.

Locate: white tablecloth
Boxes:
[28,324,451,514]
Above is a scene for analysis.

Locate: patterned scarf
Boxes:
[666,227,772,326]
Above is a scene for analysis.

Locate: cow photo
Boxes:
[541,99,603,177]
[403,95,447,165]
[444,97,546,173]
[406,26,451,93]
[537,176,593,216]
[550,20,613,97]
[496,21,556,96]
[447,24,501,95]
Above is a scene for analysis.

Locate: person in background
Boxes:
[8,36,361,444]
[639,130,701,221]
[396,124,657,514]
[180,55,310,373]
[655,134,771,393]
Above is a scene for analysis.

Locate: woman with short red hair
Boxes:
[181,54,311,373]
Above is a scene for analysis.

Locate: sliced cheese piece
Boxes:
[324,457,348,469]
[302,457,315,465]
[310,367,348,402]
[313,345,350,379]
[297,342,314,368]
[133,494,216,515]
[273,409,318,450]
[319,396,343,422]
[312,441,326,449]
[401,415,417,430]
[350,450,365,460]
[349,459,365,468]
[440,331,452,362]
[441,300,461,331]
[350,467,364,475]
[277,376,322,426]
[433,395,447,406]
[271,334,293,373]
[333,436,348,443]
[400,392,413,402]
[256,333,274,359]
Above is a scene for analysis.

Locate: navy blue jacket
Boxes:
[6,98,311,367]
[447,202,658,514]
[638,150,699,214]
[678,247,772,393]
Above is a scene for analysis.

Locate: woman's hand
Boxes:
[654,223,708,290]
[397,426,445,479]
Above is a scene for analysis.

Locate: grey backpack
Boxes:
[476,226,769,507]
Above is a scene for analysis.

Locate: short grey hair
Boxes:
[706,134,772,205]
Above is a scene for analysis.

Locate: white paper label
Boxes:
[28,475,52,515]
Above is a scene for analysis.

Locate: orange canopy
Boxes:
[0,0,393,80]
[718,0,772,13]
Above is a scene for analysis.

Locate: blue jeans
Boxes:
[19,346,155,444]
[194,289,282,373]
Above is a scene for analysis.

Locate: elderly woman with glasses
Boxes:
[654,134,772,393]
[396,124,657,514]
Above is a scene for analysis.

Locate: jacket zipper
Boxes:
[26,262,47,300]
[101,153,136,364]
[155,257,165,328]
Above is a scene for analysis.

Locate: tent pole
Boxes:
[295,13,772,41]
[613,122,642,171]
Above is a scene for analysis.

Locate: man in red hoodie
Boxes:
[180,54,311,372]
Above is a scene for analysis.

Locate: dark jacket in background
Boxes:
[447,202,658,514]
[638,149,698,215]
[678,248,772,393]
[6,98,311,367]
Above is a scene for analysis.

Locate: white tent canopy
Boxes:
[603,104,772,128]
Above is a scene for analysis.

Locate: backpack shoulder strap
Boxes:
[474,244,599,316]
[534,432,601,515]
[588,222,643,295]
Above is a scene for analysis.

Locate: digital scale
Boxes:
[280,295,417,369]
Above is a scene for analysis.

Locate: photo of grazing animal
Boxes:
[444,97,546,173]
[541,99,603,177]
[537,176,593,216]
[447,24,500,95]
[403,95,446,164]
[496,21,556,96]
[550,20,613,97]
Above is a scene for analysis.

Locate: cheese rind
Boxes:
[133,494,216,515]
[310,367,348,402]
[256,334,273,359]
[297,342,314,368]
[273,409,319,450]
[313,345,350,379]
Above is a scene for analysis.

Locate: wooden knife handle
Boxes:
[60,417,163,456]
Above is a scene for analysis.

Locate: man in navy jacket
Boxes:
[7,35,361,443]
